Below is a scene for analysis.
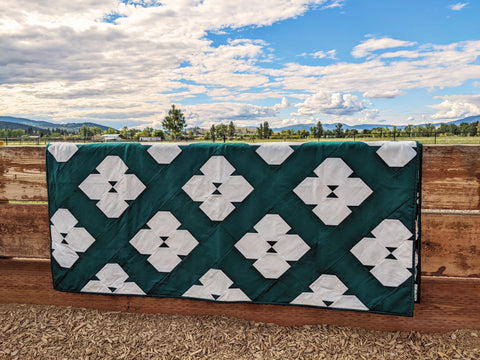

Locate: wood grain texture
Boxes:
[422,145,480,210]
[0,203,50,258]
[2,204,479,279]
[421,213,480,278]
[1,145,480,209]
[0,259,478,332]
[0,146,47,201]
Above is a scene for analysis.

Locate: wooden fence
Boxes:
[1,145,479,332]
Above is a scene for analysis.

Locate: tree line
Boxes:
[2,104,479,140]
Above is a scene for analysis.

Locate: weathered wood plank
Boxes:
[2,203,479,279]
[422,145,480,210]
[0,146,47,201]
[421,213,480,278]
[0,203,50,258]
[0,258,478,332]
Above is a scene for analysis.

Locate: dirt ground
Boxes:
[1,303,479,360]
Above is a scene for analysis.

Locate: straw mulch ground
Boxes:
[1,303,479,359]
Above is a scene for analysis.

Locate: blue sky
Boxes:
[1,0,479,129]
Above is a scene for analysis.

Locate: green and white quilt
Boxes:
[46,141,422,316]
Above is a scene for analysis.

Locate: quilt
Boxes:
[46,141,422,316]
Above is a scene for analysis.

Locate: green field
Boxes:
[1,136,480,146]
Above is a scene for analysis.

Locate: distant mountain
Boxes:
[0,116,112,132]
[272,115,480,132]
[0,120,44,132]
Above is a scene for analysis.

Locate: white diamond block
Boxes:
[253,254,290,279]
[350,219,413,287]
[183,156,253,221]
[50,209,95,268]
[130,211,198,273]
[96,193,129,218]
[309,274,348,301]
[293,177,331,205]
[294,158,372,226]
[234,233,270,259]
[79,156,145,218]
[199,195,236,221]
[350,238,390,267]
[274,235,311,262]
[48,143,78,162]
[79,174,112,200]
[182,175,217,202]
[235,214,310,279]
[147,248,182,272]
[183,269,250,302]
[371,219,413,248]
[370,259,412,287]
[81,263,145,295]
[96,156,128,182]
[147,144,182,164]
[114,174,146,200]
[292,274,368,311]
[200,156,235,183]
[217,176,254,203]
[147,211,181,237]
[256,144,294,165]
[50,208,78,234]
[312,199,352,226]
[375,141,417,167]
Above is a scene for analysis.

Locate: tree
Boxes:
[210,124,216,142]
[80,125,88,138]
[228,121,235,137]
[317,121,323,138]
[216,124,228,139]
[162,105,186,140]
[334,123,344,138]
[256,123,264,138]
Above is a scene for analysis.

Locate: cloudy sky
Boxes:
[1,0,480,129]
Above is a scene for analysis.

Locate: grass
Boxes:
[1,136,479,145]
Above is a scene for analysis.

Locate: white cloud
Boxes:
[0,0,341,126]
[449,2,468,11]
[293,91,366,116]
[272,97,291,111]
[363,89,405,99]
[431,94,480,119]
[311,50,337,59]
[351,37,416,58]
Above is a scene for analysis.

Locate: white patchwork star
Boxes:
[182,156,253,221]
[79,156,146,218]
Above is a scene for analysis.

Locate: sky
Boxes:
[1,0,480,130]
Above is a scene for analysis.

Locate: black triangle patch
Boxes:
[364,265,375,271]
[160,236,169,241]
[108,187,118,193]
[386,253,397,260]
[212,189,222,195]
[386,247,397,253]
[60,233,68,238]
[266,247,277,253]
[212,294,220,300]
[324,300,334,307]
[267,241,277,246]
[108,287,116,292]
[61,239,68,244]
[212,182,222,188]
[327,192,338,198]
[327,185,338,191]
[108,181,117,187]
[159,242,169,248]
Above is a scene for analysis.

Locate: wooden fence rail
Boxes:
[1,145,479,332]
